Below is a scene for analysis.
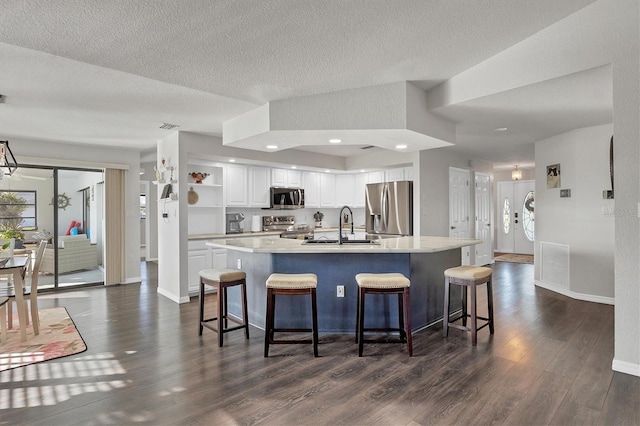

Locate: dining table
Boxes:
[0,256,30,341]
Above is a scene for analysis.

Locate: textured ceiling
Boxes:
[0,0,612,168]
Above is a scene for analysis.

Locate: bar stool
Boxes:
[443,265,494,346]
[264,273,318,357]
[198,268,249,347]
[355,273,412,357]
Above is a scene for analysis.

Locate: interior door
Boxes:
[514,180,535,254]
[474,172,492,265]
[449,167,471,265]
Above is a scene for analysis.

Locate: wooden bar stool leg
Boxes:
[311,288,319,357]
[487,279,495,334]
[462,283,468,327]
[355,287,361,344]
[358,287,366,357]
[404,287,412,356]
[397,292,406,340]
[198,278,205,335]
[242,280,250,339]
[443,276,450,337]
[217,283,224,347]
[264,288,274,357]
[470,283,477,346]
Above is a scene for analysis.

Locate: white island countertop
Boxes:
[206,235,482,254]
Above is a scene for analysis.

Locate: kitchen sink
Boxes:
[302,239,378,245]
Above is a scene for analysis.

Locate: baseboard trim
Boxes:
[612,359,640,377]
[534,280,614,305]
[157,287,190,304]
[122,277,141,284]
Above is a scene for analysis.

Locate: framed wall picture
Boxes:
[547,164,561,188]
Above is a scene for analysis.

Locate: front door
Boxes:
[514,181,535,254]
[496,180,534,255]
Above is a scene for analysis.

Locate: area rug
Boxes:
[494,253,534,264]
[0,306,87,372]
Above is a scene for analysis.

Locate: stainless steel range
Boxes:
[263,215,314,240]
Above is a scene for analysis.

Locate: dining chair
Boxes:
[3,240,47,335]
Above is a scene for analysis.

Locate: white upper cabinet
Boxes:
[367,171,385,184]
[385,168,405,182]
[226,163,248,206]
[354,173,368,207]
[248,166,270,207]
[320,173,336,207]
[303,171,321,207]
[272,168,302,187]
[335,174,355,207]
[404,166,413,181]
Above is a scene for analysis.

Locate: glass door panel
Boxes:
[56,169,104,288]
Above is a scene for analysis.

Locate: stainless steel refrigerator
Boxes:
[365,180,413,237]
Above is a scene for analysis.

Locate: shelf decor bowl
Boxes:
[189,172,210,184]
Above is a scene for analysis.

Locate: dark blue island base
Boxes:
[223,249,463,333]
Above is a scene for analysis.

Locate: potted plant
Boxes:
[0,226,25,249]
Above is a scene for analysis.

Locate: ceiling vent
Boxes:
[159,123,179,130]
[360,145,376,150]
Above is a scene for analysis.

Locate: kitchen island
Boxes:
[206,236,481,333]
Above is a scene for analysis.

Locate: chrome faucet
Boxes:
[339,205,354,245]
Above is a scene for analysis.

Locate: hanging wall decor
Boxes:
[546,164,561,188]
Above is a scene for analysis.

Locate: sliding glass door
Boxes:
[56,169,104,288]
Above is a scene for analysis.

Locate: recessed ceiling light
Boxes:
[324,169,331,173]
[494,127,508,132]
[329,138,342,144]
[291,166,297,169]
[229,158,236,162]
[396,144,408,149]
[266,145,278,150]
[360,169,366,173]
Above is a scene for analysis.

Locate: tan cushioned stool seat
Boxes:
[200,269,246,282]
[267,273,317,289]
[444,266,492,281]
[356,273,410,289]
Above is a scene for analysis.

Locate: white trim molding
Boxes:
[157,287,190,304]
[612,359,640,377]
[535,280,614,305]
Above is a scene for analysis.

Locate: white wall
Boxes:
[11,137,141,284]
[418,147,474,237]
[535,124,614,301]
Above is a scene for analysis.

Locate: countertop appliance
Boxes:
[365,180,413,237]
[263,215,314,239]
[268,187,304,209]
[226,212,245,234]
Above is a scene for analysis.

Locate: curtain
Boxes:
[104,168,125,285]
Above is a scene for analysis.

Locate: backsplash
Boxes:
[226,207,366,229]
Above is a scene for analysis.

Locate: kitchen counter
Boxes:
[206,235,480,253]
[189,226,366,241]
[206,235,480,333]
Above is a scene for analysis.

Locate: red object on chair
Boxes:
[65,221,79,236]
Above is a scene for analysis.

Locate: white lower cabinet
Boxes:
[188,240,227,294]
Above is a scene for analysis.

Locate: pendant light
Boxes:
[0,141,18,178]
[511,165,522,181]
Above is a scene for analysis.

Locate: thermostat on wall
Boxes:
[560,189,571,198]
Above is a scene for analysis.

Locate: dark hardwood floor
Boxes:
[1,261,638,425]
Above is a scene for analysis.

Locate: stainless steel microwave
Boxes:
[269,187,304,209]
